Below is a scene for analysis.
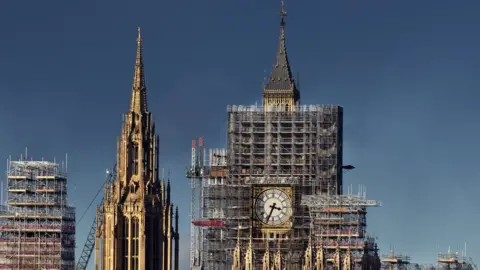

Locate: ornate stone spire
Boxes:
[343,245,352,270]
[244,228,253,270]
[335,244,341,268]
[273,240,282,270]
[262,239,270,270]
[97,28,179,270]
[161,169,166,202]
[174,207,179,270]
[303,244,313,270]
[130,27,148,113]
[263,1,300,110]
[315,246,324,270]
[232,226,242,270]
[167,177,171,205]
[303,222,314,270]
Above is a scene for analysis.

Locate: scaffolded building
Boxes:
[187,2,478,270]
[187,106,346,269]
[187,141,229,269]
[380,250,411,270]
[187,1,347,268]
[226,104,343,268]
[379,247,478,270]
[0,158,75,270]
[300,193,381,269]
[436,249,476,269]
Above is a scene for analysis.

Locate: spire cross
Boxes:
[280,0,287,26]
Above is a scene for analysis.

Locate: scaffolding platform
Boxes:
[0,158,75,270]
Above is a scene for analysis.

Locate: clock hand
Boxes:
[266,203,279,222]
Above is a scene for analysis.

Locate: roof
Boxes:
[264,1,297,92]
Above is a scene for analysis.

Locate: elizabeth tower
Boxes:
[95,29,179,270]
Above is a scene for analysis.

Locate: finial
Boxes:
[237,224,241,240]
[130,26,147,112]
[280,0,287,26]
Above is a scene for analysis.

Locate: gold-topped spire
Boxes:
[244,228,254,270]
[263,0,300,111]
[232,225,242,270]
[130,27,148,113]
[316,246,325,270]
[262,239,270,270]
[96,26,178,270]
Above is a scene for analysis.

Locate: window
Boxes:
[131,217,139,270]
[143,147,149,175]
[122,218,129,270]
[131,144,139,175]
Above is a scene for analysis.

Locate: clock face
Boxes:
[254,188,292,226]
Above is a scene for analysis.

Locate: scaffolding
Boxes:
[188,104,344,269]
[377,247,478,270]
[0,158,75,270]
[228,104,343,269]
[187,139,229,270]
[301,192,381,269]
[380,250,411,270]
[436,248,476,270]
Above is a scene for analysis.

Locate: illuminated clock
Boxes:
[254,188,292,226]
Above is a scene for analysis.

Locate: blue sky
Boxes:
[1,0,480,268]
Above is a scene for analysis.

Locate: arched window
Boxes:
[122,218,129,270]
[131,217,140,270]
[131,144,139,175]
[143,146,149,175]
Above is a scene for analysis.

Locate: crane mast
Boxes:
[75,166,116,270]
[186,138,205,270]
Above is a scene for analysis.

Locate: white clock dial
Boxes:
[254,189,292,226]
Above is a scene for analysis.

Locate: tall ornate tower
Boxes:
[263,0,300,111]
[96,28,179,270]
[223,1,343,268]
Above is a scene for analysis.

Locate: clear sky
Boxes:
[1,0,480,269]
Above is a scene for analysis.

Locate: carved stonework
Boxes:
[94,28,179,270]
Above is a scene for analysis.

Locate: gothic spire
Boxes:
[264,1,297,94]
[130,27,148,113]
[167,177,171,206]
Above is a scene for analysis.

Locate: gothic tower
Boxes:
[263,0,300,111]
[95,28,179,270]
[224,1,343,269]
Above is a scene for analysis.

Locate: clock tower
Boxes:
[200,1,344,269]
